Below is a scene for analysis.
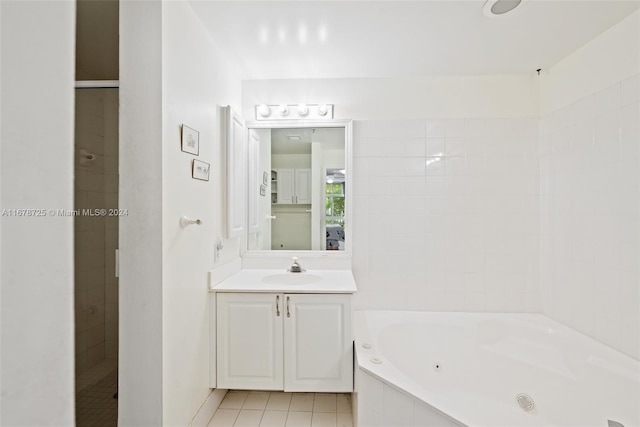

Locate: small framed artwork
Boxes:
[260,184,267,196]
[181,124,200,155]
[192,159,210,181]
[263,171,268,185]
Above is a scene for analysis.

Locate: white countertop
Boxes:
[210,269,357,294]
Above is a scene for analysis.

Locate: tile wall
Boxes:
[540,74,640,359]
[352,118,540,312]
[74,88,119,376]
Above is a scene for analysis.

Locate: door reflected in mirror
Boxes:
[247,126,346,252]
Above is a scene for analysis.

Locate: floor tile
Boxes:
[234,409,264,427]
[336,395,351,414]
[266,393,292,411]
[285,411,312,427]
[220,391,249,409]
[243,392,270,410]
[311,412,337,427]
[289,393,314,412]
[208,409,239,427]
[260,411,288,427]
[336,413,353,427]
[313,394,337,413]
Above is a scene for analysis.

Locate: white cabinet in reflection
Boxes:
[274,168,311,204]
[216,292,353,392]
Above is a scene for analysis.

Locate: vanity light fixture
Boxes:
[254,104,334,120]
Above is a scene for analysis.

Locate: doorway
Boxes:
[74,86,119,426]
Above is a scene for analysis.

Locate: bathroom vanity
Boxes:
[209,269,357,392]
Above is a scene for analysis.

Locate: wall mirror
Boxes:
[245,120,352,254]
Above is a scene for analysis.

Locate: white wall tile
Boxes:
[353,118,540,313]
[621,73,640,106]
[594,82,621,115]
[539,75,639,359]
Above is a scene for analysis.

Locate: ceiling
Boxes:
[189,0,639,80]
[271,127,345,154]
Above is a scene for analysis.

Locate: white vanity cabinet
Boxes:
[216,292,353,392]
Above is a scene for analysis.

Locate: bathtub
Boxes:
[354,311,640,427]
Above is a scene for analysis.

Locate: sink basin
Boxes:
[261,273,323,286]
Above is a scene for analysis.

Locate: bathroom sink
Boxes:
[261,273,323,286]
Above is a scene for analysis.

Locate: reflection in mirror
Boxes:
[247,127,346,251]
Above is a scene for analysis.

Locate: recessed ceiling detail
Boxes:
[484,0,526,17]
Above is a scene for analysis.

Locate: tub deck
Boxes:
[355,311,640,427]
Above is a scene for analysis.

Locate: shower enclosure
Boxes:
[74,86,119,426]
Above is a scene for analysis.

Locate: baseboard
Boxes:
[189,388,228,427]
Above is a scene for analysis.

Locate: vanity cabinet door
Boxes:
[283,293,353,392]
[217,293,283,390]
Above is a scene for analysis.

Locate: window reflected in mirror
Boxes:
[325,169,345,251]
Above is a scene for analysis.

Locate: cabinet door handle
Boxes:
[276,295,280,317]
[286,296,290,318]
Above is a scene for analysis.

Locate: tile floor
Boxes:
[76,359,118,427]
[208,391,353,427]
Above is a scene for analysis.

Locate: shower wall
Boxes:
[539,11,639,360]
[351,118,540,312]
[75,88,119,376]
[540,76,639,359]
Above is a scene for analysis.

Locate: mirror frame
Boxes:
[242,119,353,259]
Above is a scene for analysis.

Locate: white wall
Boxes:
[119,0,164,424]
[540,11,640,116]
[242,75,539,120]
[539,11,640,359]
[0,1,75,424]
[121,1,243,424]
[161,0,242,424]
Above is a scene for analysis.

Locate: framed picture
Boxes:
[192,159,210,181]
[181,124,199,155]
[263,171,268,185]
[260,184,267,196]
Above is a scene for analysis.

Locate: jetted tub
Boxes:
[354,311,640,427]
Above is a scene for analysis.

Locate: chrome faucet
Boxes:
[287,256,305,273]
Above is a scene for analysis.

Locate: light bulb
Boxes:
[278,104,289,116]
[298,104,309,116]
[257,104,270,117]
[317,104,328,116]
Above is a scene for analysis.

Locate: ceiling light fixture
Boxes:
[483,0,525,17]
